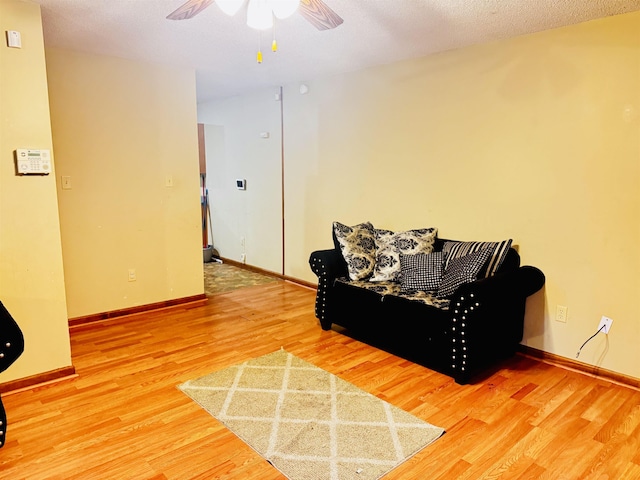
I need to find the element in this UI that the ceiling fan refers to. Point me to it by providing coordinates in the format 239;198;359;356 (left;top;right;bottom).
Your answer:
166;0;344;31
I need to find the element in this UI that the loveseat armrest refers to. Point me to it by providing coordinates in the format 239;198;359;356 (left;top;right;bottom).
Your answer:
309;249;348;330
454;265;545;301
447;266;545;383
309;248;348;280
516;265;546;297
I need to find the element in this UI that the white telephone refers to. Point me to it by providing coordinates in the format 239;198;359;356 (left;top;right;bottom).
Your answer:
15;149;51;175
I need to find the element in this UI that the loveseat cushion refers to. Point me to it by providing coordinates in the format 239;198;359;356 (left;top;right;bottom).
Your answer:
369;227;437;282
333;221;377;280
336;277;450;309
442;239;513;278
437;248;493;297
399;251;444;292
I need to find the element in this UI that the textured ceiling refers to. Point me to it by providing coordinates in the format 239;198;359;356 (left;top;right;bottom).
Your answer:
33;0;640;103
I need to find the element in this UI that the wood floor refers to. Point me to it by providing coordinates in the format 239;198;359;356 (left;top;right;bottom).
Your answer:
2;281;639;479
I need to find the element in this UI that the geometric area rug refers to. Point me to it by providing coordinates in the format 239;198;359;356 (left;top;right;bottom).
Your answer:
179;350;445;480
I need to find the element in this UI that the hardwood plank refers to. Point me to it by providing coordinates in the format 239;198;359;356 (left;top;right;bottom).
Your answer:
1;281;640;479
517;462;547;480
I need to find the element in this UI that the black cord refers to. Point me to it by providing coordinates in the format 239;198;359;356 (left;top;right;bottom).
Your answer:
576;324;606;358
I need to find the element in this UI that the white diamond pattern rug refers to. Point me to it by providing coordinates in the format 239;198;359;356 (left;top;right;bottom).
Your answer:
179;350;445;480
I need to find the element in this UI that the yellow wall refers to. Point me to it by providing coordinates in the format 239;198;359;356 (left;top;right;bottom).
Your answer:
201;12;640;379
45;48;204;318
0;0;71;382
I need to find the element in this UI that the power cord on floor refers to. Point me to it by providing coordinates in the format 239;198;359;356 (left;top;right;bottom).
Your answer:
576;324;606;358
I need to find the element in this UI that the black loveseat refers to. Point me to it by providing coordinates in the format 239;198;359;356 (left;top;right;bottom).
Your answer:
0;301;25;448
309;224;545;384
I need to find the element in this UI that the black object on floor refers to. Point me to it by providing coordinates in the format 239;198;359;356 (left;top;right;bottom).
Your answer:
0;301;25;448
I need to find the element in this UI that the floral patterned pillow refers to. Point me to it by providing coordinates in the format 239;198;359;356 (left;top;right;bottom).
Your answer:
333;221;377;281
370;227;438;282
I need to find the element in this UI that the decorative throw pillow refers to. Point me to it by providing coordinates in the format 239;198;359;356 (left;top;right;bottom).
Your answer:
399;251;445;292
442;239;513;278
437;248;493;298
370;227;438;282
332;221;377;281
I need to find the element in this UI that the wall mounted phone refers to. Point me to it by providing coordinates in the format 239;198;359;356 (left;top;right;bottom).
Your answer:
15;149;51;175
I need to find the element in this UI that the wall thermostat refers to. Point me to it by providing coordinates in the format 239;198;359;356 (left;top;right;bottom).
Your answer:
15;149;51;175
236;179;246;190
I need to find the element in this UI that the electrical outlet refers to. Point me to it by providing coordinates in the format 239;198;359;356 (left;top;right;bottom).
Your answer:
128;269;136;282
240;253;246;263
556;305;568;323
598;316;613;334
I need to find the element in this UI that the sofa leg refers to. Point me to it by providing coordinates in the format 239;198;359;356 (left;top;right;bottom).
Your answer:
320;320;332;331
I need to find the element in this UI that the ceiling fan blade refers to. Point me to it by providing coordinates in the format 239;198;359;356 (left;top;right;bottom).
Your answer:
167;0;215;20
299;0;344;30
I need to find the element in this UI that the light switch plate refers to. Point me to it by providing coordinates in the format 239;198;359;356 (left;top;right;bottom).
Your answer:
7;30;21;48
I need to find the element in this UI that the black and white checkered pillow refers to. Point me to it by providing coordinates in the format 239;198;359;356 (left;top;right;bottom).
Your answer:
437;248;493;298
399;252;444;292
442;239;512;278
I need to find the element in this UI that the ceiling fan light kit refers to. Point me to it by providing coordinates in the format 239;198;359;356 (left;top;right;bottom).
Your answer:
215;0;244;16
246;0;275;30
167;0;343;63
271;0;300;20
